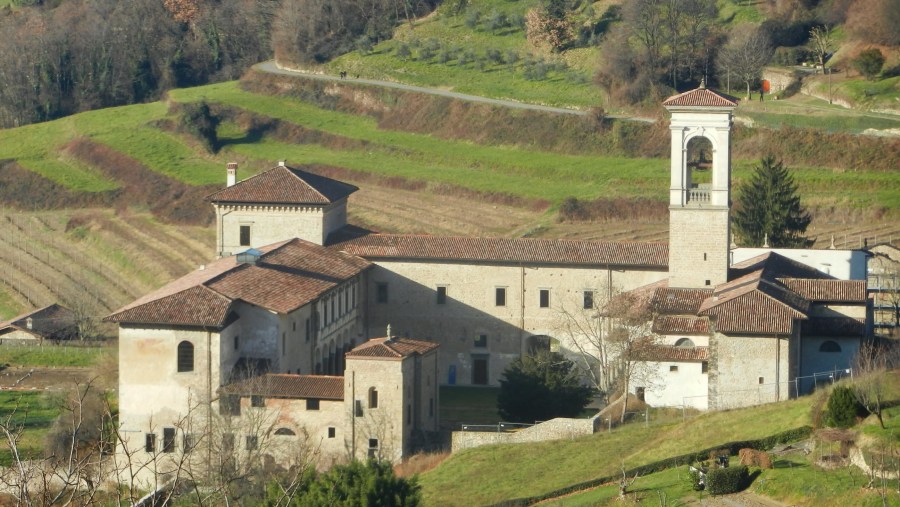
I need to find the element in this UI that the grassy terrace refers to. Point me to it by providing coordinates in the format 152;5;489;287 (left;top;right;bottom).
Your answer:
420;396;812;505
423;373;900;506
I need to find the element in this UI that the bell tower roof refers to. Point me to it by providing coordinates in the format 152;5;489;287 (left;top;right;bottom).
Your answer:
663;87;739;109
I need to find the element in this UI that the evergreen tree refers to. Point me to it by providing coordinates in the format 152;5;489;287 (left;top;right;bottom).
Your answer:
497;350;593;423
733;156;812;248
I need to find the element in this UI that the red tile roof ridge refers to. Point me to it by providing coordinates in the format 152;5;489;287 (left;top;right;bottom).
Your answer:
662;87;739;108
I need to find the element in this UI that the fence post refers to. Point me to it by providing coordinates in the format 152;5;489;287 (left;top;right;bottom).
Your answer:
645;409;649;427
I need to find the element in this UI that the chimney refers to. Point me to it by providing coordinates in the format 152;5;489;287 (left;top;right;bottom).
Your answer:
26;317;32;330
226;162;237;187
278;160;287;168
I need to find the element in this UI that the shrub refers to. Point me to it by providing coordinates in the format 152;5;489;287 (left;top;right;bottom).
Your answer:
825;385;865;428
465;9;481;29
686;466;705;491
706;465;748;495
773;46;810;66
178;101;220;153
486;48;504;65
853;48;885;80
395;43;412;60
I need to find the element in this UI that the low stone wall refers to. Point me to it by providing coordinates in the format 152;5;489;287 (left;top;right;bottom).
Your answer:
451;415;600;452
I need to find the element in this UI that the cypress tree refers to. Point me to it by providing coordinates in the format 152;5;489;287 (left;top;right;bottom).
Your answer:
733;155;812;248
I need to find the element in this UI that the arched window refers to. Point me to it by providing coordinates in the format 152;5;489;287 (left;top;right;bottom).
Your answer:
820;341;842;353
369;387;378;409
274;428;296;436
177;341;194;372
674;338;695;348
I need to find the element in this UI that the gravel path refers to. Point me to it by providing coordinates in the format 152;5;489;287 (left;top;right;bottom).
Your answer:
254;60;656;123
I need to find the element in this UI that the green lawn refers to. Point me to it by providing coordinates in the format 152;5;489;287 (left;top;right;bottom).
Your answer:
0;391;60;466
420;396;812;506
0;344;112;368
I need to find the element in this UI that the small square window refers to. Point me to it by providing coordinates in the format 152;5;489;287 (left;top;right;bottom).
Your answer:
583;291;594;310
495;287;506;306
306;398;320;411
437;286;447;304
145;433;156;453
758;377;764;384
328;427;336;438
246;435;258;451
251;395;265;408
474;334;487;348
669;365;678;372
376;283;389;304
539;289;550;308
239;225;251;246
369;438;378;449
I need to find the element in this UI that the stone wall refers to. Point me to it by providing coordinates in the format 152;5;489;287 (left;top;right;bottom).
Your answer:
669;207;730;289
451;415;600;452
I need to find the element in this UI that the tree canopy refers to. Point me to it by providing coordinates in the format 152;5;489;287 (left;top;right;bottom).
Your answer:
269;459;421;507
497;350;593;423
733;156;812;248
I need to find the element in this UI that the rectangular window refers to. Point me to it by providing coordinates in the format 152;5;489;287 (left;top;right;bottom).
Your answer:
539;289;550;308
339;291;343;316
222;433;235;454
145;433;156;453
246;435;258;451
331;298;335;321
324;304;328;325
220;395;241;416
163;427;175;453
376;283;388;304
345;290;350;312
495;287;506;306
474;334;487;348
234;335;239;350
328;427;336;438
251;395;265;408
282;333;286;356
369;438;379;449
758;377;764;384
669;365;678;372
583;291;594;310
355;400;364;417
239;225;251;246
636;387;645;402
436;286;447;304
306;398;320;411
702;361;709;374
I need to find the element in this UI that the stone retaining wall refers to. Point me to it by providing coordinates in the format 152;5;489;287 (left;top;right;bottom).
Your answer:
451;415;600;452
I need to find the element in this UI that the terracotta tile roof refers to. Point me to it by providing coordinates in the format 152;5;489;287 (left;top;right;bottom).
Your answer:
334;234;669;268
221;374;344;400
653;316;710;335
0;304;76;339
634;345;709;362
107;239;371;327
651;287;713;314
801;317;866;337
778;279;867;303
208;164;358;205
346;337;439;360
700;288;807;334
663;87;738;108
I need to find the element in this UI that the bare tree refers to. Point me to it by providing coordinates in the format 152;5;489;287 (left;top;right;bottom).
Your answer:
716;23;773;98
853;340;899;429
809;25;833;74
555;285;661;423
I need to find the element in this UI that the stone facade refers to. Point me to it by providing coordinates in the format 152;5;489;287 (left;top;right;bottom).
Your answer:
216;200;348;254
451;415;600;452
668;208;731;289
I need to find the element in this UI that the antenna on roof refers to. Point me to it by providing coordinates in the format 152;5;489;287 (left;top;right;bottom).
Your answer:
699;77;706;90
386;324;392;342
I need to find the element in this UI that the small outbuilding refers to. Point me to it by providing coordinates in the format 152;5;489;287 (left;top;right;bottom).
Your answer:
0;304;77;344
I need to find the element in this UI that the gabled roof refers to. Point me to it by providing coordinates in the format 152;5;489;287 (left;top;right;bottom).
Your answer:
0;304;76;339
208;164;358;205
220;374;344;400
333;234;668;268
651;287;713;314
107;239;371;327
653;316;710;335
346;336;439;360
662;87;738;108
730;252;833;281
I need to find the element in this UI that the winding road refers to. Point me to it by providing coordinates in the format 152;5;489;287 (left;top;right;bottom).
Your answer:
255;60;657;123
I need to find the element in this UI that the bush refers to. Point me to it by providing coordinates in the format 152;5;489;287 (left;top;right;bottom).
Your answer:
853;48;885;80
395;43;412;60
773;46;810;66
825;385;865;428
686;466;705;491
706;465;749;495
178;101;220;153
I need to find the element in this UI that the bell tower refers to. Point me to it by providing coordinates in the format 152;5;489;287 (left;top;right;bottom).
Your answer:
663;86;738;289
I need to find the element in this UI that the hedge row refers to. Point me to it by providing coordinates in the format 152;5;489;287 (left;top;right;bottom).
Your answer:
486;426;812;507
707;465;749;495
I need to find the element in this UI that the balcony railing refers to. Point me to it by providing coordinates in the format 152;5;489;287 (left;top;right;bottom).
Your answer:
687;185;711;203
